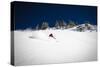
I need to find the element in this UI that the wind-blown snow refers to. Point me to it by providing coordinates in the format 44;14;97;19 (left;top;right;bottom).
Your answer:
14;29;97;66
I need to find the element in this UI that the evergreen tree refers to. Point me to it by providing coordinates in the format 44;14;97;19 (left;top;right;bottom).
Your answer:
67;20;76;28
85;21;89;27
57;20;62;28
55;21;60;29
55;20;67;29
84;21;92;30
36;24;39;30
62;20;67;29
41;22;49;30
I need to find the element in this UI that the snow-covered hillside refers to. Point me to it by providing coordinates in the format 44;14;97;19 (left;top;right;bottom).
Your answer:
71;24;97;32
14;27;97;66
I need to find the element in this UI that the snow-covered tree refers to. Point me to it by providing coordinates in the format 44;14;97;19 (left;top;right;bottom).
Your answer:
41;22;49;30
55;21;60;29
36;24;39;30
55;20;67;29
67;20;76;28
62;20;67;29
60;20;66;29
84;21;92;30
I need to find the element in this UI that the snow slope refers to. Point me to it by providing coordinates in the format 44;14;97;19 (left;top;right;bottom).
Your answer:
67;24;97;32
14;29;97;66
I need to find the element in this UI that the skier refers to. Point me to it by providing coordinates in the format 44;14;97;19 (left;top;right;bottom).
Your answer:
49;33;56;39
